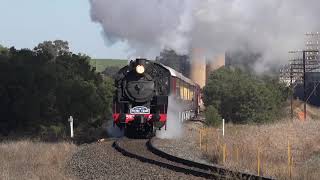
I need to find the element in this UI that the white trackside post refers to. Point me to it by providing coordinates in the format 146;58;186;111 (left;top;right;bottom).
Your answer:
68;116;74;138
222;118;225;137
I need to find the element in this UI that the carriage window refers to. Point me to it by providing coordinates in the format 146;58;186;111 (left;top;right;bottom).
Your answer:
190;88;194;101
183;82;187;100
180;82;184;100
188;86;191;100
176;78;180;98
185;86;187;100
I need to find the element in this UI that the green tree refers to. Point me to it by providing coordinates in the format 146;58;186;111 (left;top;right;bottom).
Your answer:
203;67;288;124
102;66;120;78
34;40;70;61
0;45;8;57
0;40;115;140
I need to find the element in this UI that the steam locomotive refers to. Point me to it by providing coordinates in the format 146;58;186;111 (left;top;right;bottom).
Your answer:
112;59;200;137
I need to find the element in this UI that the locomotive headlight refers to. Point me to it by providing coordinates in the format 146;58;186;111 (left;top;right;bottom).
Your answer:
136;65;145;74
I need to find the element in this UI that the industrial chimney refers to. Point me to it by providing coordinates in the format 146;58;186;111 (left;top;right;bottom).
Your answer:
190;48;206;88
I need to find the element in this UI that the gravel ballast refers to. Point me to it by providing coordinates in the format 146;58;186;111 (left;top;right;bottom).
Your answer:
153;121;213;165
66;139;205;180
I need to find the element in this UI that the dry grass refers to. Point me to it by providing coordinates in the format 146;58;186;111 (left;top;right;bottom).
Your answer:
0;140;77;180
200;119;320;179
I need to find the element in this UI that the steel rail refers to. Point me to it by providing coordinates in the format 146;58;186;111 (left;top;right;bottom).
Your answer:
113;138;274;180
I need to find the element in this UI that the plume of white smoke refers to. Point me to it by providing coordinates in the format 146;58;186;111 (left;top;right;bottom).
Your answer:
157;96;183;139
191;0;320;72
89;0;320;72
105;120;124;138
90;0;195;58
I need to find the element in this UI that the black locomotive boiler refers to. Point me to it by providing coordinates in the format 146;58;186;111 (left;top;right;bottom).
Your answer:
112;58;200;137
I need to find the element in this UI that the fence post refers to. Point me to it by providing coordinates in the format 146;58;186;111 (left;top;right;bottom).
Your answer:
291;156;293;178
205;128;208;153
199;128;202;149
236;146;239;162
288;140;292;178
223;143;227;164
257;147;261;176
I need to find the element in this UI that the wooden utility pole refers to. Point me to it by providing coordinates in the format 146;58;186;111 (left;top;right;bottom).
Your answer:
302;50;319;121
280;33;320;121
303;51;306;121
290;65;293;120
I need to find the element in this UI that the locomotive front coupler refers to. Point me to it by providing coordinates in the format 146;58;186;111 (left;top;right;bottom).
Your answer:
119;113;126;123
134;115;146;124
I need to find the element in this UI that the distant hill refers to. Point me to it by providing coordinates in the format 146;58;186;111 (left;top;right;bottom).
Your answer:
90;59;128;72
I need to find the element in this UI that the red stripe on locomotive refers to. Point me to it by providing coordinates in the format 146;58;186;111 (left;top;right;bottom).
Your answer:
113;113;167;124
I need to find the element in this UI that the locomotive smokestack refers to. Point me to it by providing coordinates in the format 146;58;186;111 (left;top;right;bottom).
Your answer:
136;58;146;66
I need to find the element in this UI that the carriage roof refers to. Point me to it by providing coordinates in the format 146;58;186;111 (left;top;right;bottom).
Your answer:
160;64;197;87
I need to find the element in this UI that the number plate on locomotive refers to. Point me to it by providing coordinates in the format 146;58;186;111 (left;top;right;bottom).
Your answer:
130;106;150;114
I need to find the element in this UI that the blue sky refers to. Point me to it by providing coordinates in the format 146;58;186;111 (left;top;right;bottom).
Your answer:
0;0;127;59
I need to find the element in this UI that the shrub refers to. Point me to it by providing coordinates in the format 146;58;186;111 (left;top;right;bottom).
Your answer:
39;124;66;141
205;105;222;127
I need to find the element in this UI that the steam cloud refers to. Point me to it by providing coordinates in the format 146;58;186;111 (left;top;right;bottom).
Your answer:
156;96;183;139
90;0;195;57
90;0;320;71
106;120;124;138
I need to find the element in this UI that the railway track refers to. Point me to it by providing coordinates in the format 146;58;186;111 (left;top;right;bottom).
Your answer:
113;138;274;180
188;117;208;125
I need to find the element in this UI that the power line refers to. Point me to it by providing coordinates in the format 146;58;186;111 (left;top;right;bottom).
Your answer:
280;32;320;120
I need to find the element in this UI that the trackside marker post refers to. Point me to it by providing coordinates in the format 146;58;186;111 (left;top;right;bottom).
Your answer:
222;119;225;137
68;116;74;138
221;119;225;164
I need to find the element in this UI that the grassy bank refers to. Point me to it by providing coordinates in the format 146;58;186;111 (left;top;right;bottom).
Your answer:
0;140;77;180
90;59;127;72
200;119;320;179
